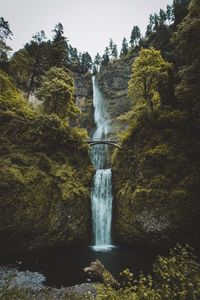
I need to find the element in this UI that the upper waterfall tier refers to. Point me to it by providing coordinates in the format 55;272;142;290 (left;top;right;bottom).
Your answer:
91;76;110;170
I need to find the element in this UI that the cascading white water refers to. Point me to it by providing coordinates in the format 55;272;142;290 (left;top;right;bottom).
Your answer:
91;76;113;251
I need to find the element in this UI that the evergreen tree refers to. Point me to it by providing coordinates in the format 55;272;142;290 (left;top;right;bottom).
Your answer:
51;23;69;68
94;52;101;72
80;52;92;72
92;65;98;75
0;17;12;40
166;5;173;25
68;45;79;61
145;14;155;37
149;14;155;31
159;9;167;25
101;47;110;67
173;0;191;25
120;37;129;57
112;44;118;59
153;13;159;30
0;17;12;71
109;38;114;55
130;26;141;47
10;49;34;91
108;39;118;60
25;30;51;98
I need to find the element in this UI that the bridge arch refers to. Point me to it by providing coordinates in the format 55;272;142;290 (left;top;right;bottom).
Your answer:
86;139;120;149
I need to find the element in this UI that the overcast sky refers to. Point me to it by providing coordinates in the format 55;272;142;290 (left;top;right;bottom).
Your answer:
1;0;173;58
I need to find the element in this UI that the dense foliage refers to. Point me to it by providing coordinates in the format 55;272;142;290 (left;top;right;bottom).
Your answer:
0;67;93;256
37;67;79;121
95;246;200;300
128;48;172;111
112;0;200;247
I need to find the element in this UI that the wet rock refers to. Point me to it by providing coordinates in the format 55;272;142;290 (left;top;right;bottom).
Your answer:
96;56;135;130
84;260;119;288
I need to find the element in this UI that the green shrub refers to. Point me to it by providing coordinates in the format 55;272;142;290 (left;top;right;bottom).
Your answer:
95;246;200;300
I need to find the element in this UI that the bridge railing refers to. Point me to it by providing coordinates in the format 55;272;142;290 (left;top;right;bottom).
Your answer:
86;138;119;142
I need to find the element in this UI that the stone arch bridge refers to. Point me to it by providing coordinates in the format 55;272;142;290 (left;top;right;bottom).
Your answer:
85;138;120;148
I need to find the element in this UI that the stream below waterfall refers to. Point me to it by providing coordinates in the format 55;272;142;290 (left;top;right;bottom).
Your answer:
0;245;157;288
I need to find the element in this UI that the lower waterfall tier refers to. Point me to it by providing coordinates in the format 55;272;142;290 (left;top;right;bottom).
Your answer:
91;169;113;249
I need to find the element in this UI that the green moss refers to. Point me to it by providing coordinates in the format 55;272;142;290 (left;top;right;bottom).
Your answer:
113;108;200;246
0;74;94;256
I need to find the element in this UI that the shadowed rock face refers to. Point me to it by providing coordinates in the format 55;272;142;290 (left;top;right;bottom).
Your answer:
73;72;95;134
96;55;135;130
0;111;94;257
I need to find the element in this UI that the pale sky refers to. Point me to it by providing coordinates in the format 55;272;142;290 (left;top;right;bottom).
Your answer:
1;0;173;58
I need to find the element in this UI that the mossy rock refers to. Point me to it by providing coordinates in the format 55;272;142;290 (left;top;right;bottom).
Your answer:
113;109;200;247
0;104;94;256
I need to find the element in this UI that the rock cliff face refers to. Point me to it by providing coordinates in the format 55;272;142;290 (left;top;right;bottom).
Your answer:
96;55;135;131
73;72;95;134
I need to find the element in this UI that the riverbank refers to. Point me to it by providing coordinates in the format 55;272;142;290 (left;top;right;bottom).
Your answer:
1;244;200;300
0;266;97;299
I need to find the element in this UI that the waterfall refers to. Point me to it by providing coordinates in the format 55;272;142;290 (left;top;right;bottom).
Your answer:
90;76;113;251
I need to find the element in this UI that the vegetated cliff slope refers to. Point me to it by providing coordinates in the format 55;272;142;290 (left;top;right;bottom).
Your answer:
97;0;200;248
113;109;200;247
96;55;135;131
0;70;94;256
29;71;95;134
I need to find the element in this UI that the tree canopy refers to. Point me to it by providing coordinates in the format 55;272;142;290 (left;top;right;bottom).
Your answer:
128;48;172;111
37;67;79;121
130;26;141;47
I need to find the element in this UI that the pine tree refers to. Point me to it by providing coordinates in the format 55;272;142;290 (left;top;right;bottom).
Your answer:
94;53;101;72
0;17;12;71
25;30;50;98
159;9;167;25
120;37;129;57
68;45;79;61
0;17;12;40
173;0;191;25
101;47;110;67
153;14;159;30
92;65;98;75
10;49;34;91
166;5;173;25
112;44;118;59
51;23;69;68
109;38;114;55
80;52;92;73
130;26;141;47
